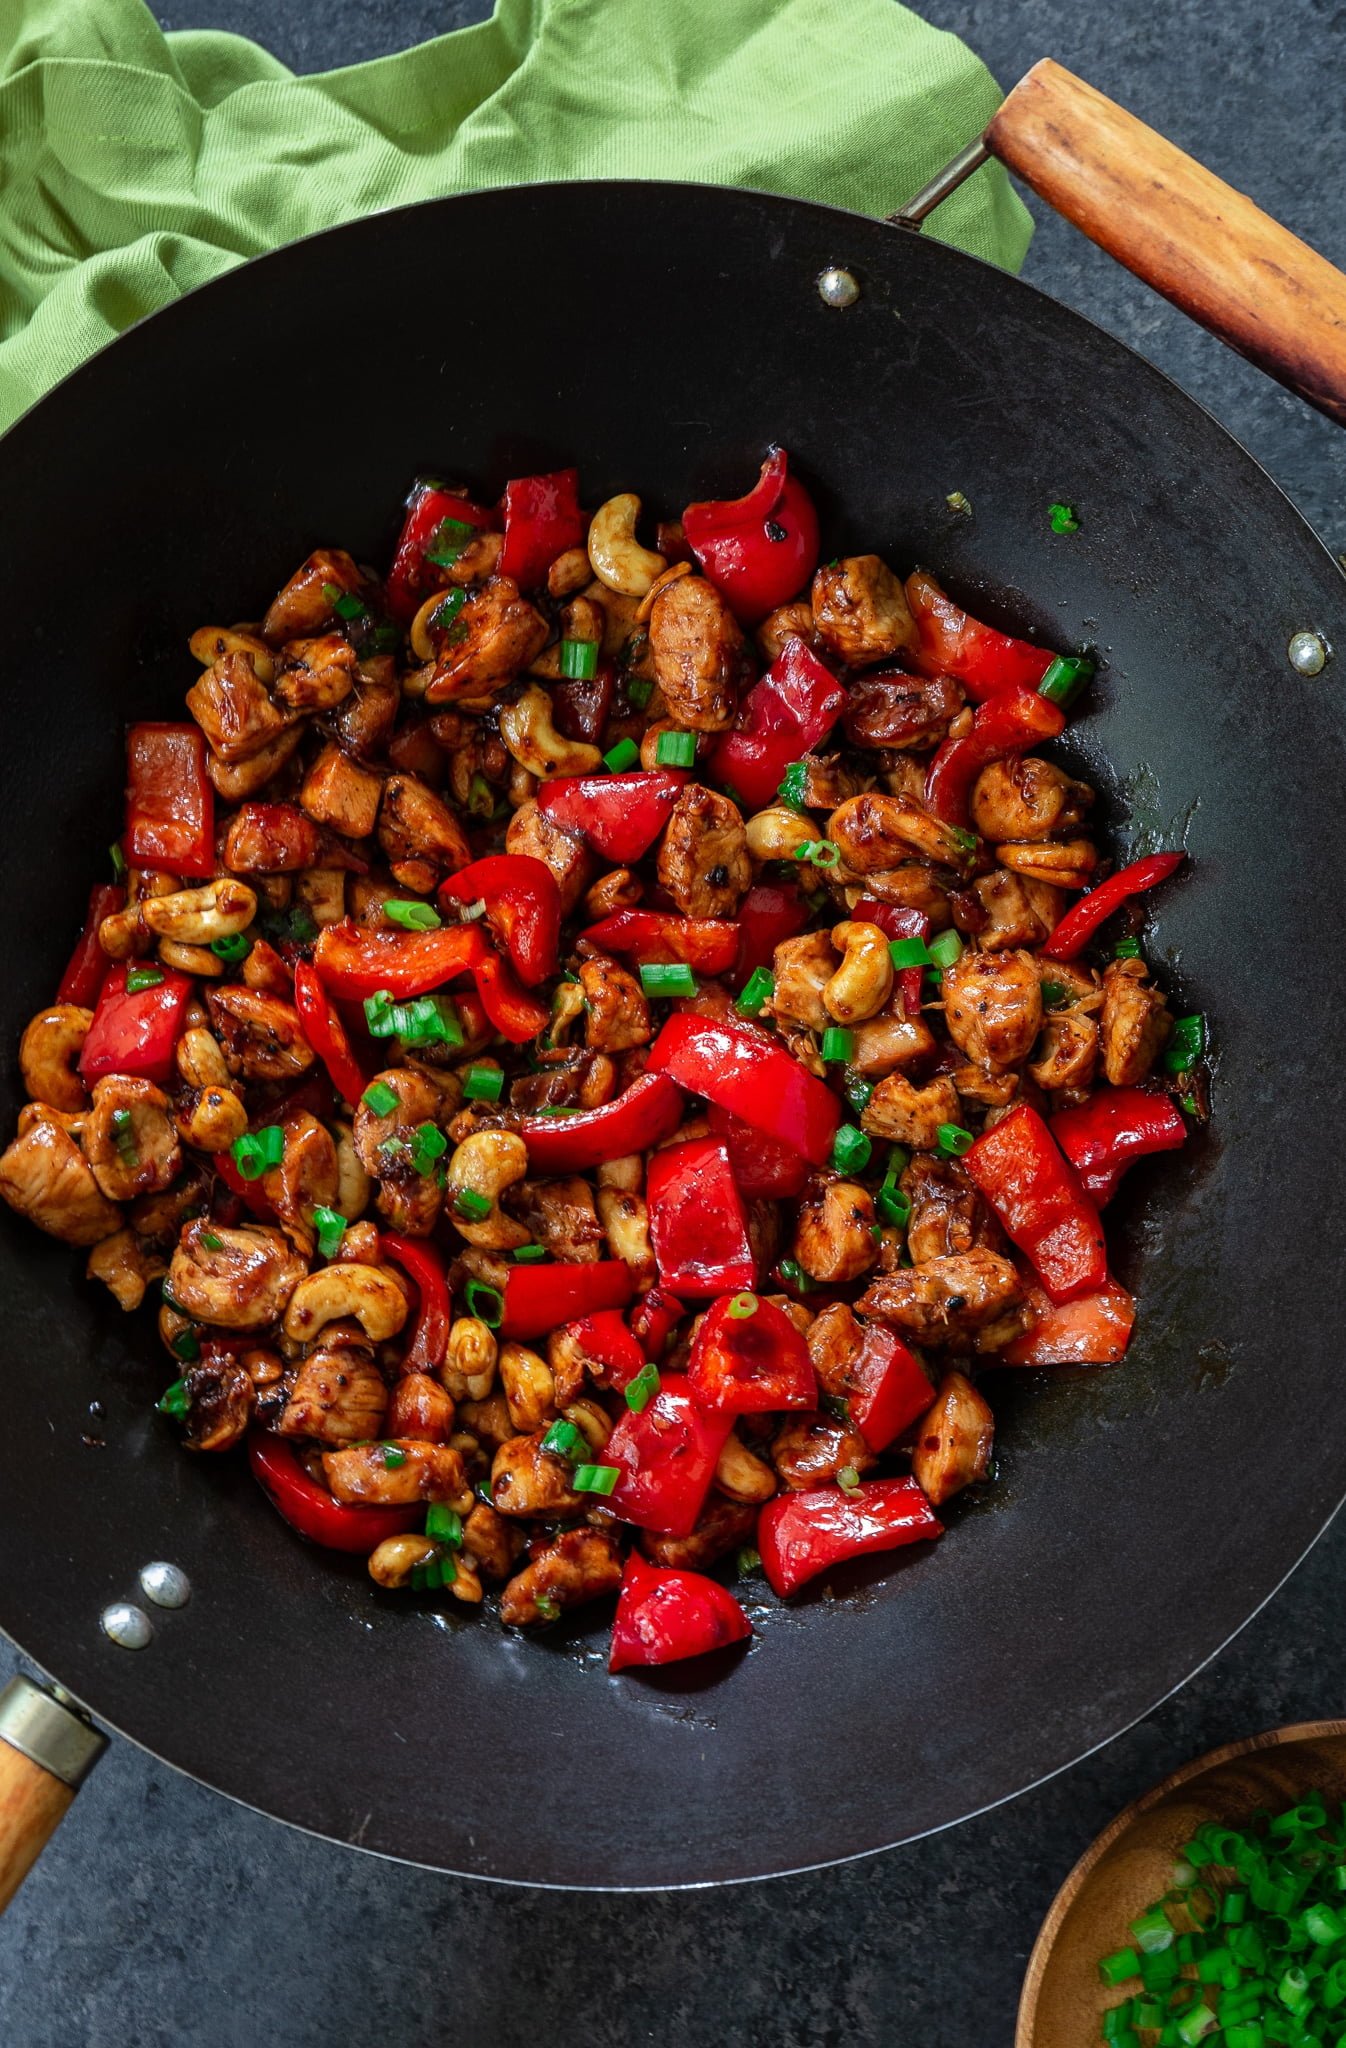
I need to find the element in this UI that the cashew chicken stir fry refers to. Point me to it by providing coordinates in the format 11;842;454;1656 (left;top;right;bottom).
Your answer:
0;453;1209;1672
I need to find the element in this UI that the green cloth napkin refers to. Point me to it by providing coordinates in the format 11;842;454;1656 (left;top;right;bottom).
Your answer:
0;0;1031;434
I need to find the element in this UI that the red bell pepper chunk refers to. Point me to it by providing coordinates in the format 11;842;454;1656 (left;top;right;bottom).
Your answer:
734;878;810;990
381;1233;452;1376
854;898;929;1018
516;1071;684;1174
467;944;552;1044
709;635;846;811
1041;851;1186;962
125;722;215;879
645;1137;756;1299
707;1100;810;1199
600;1376;733;1537
79;962;192;1085
648;1013;841;1168
964;1101;1107;1304
560;1310;646;1391
609;1551;751;1671
628;1284;688;1360
925;690;1066;827
56;881;123;1007
579;910;741;976
905;568;1056;699
384;479;495;622
214;1149;278;1222
758;1476;942;1597
682;449;820;626
1050;1087;1187;1206
687;1292;815;1413
1003;1273;1135;1367
439;854;561;987
498;467;585;590
840;1319;933;1453
536;770;688;864
498;1260;634;1341
292;960;368;1108
247;1433;421;1553
313;919;485;1000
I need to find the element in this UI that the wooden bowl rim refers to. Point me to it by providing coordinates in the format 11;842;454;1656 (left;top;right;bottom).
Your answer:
1015;1718;1346;2046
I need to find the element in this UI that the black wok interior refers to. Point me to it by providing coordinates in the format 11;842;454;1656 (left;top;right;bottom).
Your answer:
1;182;1343;1888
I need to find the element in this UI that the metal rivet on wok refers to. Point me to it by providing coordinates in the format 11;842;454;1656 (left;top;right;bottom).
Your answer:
138;1562;191;1610
1288;629;1329;676
817;266;860;309
101;1602;153;1650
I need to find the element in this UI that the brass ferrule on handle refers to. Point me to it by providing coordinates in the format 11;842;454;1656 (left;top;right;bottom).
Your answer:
0;1675;107;1914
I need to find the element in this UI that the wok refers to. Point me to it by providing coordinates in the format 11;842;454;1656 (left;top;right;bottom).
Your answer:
1;62;1345;1893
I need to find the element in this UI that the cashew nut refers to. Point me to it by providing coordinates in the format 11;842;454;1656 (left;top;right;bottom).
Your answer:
634;558;692;625
996;839;1099;891
498;1341;557;1434
189;624;276;685
174;1085;249;1154
444;1130;530;1250
562;1397;612;1452
824;921;894;1025
158;940;225;978
745;805;819;862
368;1533;441;1588
586;493;666;598
283;1263;409;1344
331;1121;371;1222
143;878;257;946
444;1315;498;1401
547;547;593;600
20;1005;92;1114
714;1430;778;1503
498;684;602;780
177;1027;231;1091
596;1184;654;1280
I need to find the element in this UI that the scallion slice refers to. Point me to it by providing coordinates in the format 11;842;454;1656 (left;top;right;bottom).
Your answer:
837;1466;862;1496
425;1504;463;1548
572;1463;620;1496
1113;936;1142;959
540;1419;584;1462
640;962;697;998
210;932;251;964
312;1206;347;1260
380;1443;407;1469
109;841;127;880
200;1231;223;1252
777;760;809;810
625;1362;660;1412
778;1257;813;1294
1165;1013;1206;1073
1048;500;1081;535
454;1186;492;1220
156;1377;191;1416
820;1026;853;1064
792;839;841;869
231;1125;284;1180
424;515;476;567
463;1065;504;1103
655;729;697;768
889;936;931;968
385;899;441;932
936;1122;974;1157
1038;653;1094;707
464;1280;504;1329
512;1243;546;1263
735;967;774;1016
559;637;599;681
928;929;964;972
125;966;165;993
726;1293;758;1320
362;1079;400;1117
603;737;640;773
736;1547;761;1576
409;1122;447;1175
430;588;465;632
830;1123;872;1175
626;675;653;711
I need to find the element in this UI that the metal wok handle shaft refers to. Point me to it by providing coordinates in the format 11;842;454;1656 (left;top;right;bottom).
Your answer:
0;1675;106;1912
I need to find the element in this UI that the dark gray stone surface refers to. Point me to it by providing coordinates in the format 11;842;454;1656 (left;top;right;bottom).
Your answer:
3;3;1344;2042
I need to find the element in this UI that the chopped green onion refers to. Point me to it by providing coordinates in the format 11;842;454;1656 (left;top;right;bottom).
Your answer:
559;637;599;681
512;1243;547;1263
455;1186;492;1220
200;1231;223;1252
936;1122;974;1157
735;967;774;1016
362;1079;400;1117
736;1546;761;1576
385;899;441;932
1038;653;1095;708
626;675;653;710
777;760;810;810
410;1553;457;1592
466;773;495;817
656;729;697;768
169;1328;200;1363
821;1027;853;1063
404;995;462;1048
792;839;841;869
109;841;127;880
726;1293;758;1320
830;1123;872;1175
640;962;698;998
1040;979;1070;1007
778;1257;813;1294
313;1205;347;1259
363;991;395;1036
1165;1013;1207;1073
572;1463;620;1496
820;1392;852;1423
156;1377;191;1416
1100;1950;1142;1988
534;1592;561;1622
210;932;251;964
948;825;979;854
889;936;932;968
844;1074;874;1114
380;1443;407;1469
425;516;476;567
1132;1907;1175;1955
625;1363;660;1412
425;1504;463;1547
125;966;165;993
429;587;465;632
946;490;972;516
541;1419;584;1462
463;1065;504;1103
837;1466;862;1495
1175;2005;1217;2044
231;1125;284;1180
1181;1093;1199;1116
603;737;641;773
110;1106;139;1166
322;580;366;621
1048;501;1081;535
409;1122;447;1175
876;1184;911;1229
928;929;964;971
1113;936;1142;959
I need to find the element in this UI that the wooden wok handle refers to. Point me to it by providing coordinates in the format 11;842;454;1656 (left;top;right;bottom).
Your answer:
0;1676;106;1912
984;59;1346;426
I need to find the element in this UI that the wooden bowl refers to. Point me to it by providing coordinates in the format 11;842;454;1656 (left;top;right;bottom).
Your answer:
1017;1720;1346;2046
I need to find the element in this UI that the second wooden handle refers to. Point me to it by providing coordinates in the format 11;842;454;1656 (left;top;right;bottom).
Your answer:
985;59;1346;426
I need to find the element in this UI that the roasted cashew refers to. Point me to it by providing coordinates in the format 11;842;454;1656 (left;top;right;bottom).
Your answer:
368;1533;441;1588
19;1004;92;1114
561;1397;612;1452
586;493;666;598
745;805;819;862
283;1263;409;1344
331;1121;371;1222
174;1084;249;1154
996;839;1099;890
188;623;276;685
143;878;257;946
824;921;894;1025
596;1184;654;1280
714;1431;778;1503
547;547;592;599
444;1130;530;1250
443;1314;497;1401
498;684;602;780
176;1027;231;1091
158;940;224;978
498;1341;557;1435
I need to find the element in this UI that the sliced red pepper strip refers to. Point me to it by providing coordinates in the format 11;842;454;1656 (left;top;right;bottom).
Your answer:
707;1100;810;1199
758;1477;942;1597
645;1137;756;1298
381;1233;452;1375
709;635;845;811
468;944;552;1045
498;1260;634;1340
964;1101;1107;1304
79;962;193;1085
247;1433;420;1553
313;919;485;1000
600;1376;733;1537
1041;852;1186;962
1050;1087;1187;1206
683;449;820;626
609;1552;751;1671
292;960;368;1108
515;1071;684;1174
125;722;215;879
498;467;585;590
687;1292;815;1413
213;1150;278;1222
648;1013;840;1167
560;1310;646;1391
1003;1273;1135;1367
579;910;741;976
439;854;561;987
628;1283;688;1361
57;881;123;1007
854;898;929;1018
734;878;810;990
384;479;495;622
924;690;1066;826
839;1319;933;1454
905;569;1056;699
536;770;689;864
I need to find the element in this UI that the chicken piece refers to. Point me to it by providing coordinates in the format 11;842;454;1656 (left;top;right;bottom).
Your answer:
859;1248;1023;1345
755;602;817;663
811;555;918;668
849;1005;936;1078
1028;1010;1099;1093
424;577;549;701
261;1113;340;1258
222;803;319;874
205;987;314;1082
970;755;1093;843
656;783;751;918
323;1440;468;1505
509;1051;616;1112
167;1219;306;1330
911;1371;995;1506
377;773;471;892
386;1373;454;1443
861;1071;961;1151
997;839;1099;893
789;754;864;810
640;1497;760;1572
462;1501;524;1581
499;1528;625;1626
584;867;643;920
238;936;294;997
490;1431;584;1518
186;652;298;764
843;671;964;750
277;1326;388;1445
771;1413;877;1491
829;792;973;873
951;1065;1019;1110
648;574;745;732
328;658;400;761
299;743;384;841
205;724;304;802
177;1356;256;1453
129;1163;212;1251
942;948;1043;1071
87;1226;167;1311
261;547;363;644
272;634;358;712
901;1154;988;1264
1100;956;1172;1086
579;955;650;1052
0;1115;122;1245
508;1177;604;1264
83;1077;182;1203
848;863;951;928
769;931;838;1031
793;1177;879;1284
972;869;1051;951
804;1302;934;1429
505;798;595;917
